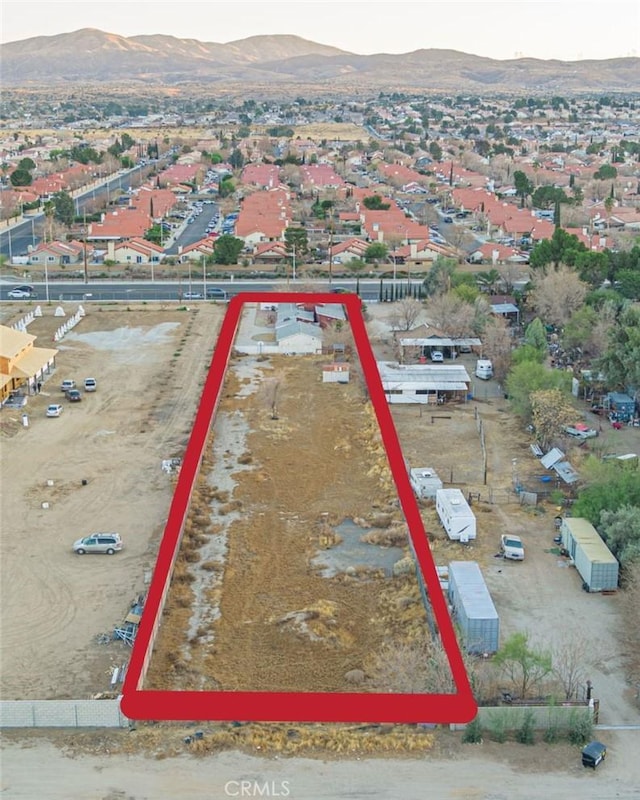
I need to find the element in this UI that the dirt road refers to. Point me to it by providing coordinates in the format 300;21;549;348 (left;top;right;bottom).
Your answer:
2;730;640;799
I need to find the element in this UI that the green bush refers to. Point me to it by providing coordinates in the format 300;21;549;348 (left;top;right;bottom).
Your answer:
516;709;535;744
461;716;483;743
567;708;593;745
486;710;508;743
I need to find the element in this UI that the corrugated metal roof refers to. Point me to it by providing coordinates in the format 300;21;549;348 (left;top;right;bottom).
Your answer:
562;518;618;565
400;337;482;347
553;461;580;484
541;447;564;469
449;561;498;620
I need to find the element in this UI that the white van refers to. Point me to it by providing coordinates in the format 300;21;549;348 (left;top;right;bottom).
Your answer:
475;359;493;380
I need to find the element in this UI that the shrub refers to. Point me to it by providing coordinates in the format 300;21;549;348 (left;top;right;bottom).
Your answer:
567;708;593;745
516;709;535;744
461;716;483;743
486;710;508;743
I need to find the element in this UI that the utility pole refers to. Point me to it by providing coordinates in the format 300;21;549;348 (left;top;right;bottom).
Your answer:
327;211;334;286
83;210;88;284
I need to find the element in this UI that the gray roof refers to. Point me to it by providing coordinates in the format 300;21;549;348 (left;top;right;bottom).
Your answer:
491;303;519;314
449;561;498;620
553;461;580;485
400;337;482;347
540;447;564;469
275;321;322;342
316;303;346;321
378;361;470;386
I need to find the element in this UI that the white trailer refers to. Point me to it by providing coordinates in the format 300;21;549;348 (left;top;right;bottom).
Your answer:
435;488;476;542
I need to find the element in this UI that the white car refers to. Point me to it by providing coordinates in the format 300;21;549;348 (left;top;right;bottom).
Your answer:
73;533;122;555
46;404;63;417
8;286;36;299
564;425;598;440
431;350;444;362
501;534;525;561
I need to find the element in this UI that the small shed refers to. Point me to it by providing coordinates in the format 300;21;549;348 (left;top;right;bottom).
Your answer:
435;488;476;541
560;517;619;592
605;392;636;423
409;467;443;499
448;561;499;654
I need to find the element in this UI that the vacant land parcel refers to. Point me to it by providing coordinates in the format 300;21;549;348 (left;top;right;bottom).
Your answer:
145;346;443;694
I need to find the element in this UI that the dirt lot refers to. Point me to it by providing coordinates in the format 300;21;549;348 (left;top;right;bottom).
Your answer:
146;350;432;693
0;302;225;699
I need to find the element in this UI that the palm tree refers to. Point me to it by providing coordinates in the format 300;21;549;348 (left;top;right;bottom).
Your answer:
475;269;502;295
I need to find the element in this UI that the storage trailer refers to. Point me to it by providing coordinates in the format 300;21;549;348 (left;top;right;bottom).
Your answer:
435;488;476;541
560;517;619;592
448;561;499;654
409;467;443;500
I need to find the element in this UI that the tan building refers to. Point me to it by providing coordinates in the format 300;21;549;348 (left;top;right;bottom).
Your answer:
0;325;58;401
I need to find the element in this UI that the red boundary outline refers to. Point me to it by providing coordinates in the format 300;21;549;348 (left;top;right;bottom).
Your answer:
121;293;477;723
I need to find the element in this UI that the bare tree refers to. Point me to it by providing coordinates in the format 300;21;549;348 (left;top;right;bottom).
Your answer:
552;633;594;701
530;388;577;450
529;265;588;328
482;316;513;383
426;292;476;338
388;297;424;332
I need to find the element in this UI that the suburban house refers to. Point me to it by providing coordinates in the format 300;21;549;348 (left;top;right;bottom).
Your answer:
27;239;88;267
328;238;369;264
377;361;471;404
235;188;291;245
106;237;164;264
87;208;151;243
0;324;58;401
240;163;282;188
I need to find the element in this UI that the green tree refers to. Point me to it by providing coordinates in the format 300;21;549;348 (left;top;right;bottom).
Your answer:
229;148;244;170
428;141;443;161
505;361;571;420
594;164;618;180
364;242;389;263
9;168;32;186
494;632;553;699
513;170;534;208
512;344;546;365
572;469;640;525
284;227;309;262
422;257;457;296
17;157;36;172
531;185;570;209
523;317;547;353
529;227;587;271
616;269;640;300
575;251;609;288
597;306;640;390
363;194;391;211
218;178;235;198
598;505;640;566
213;234;244;265
475;269;502;294
51;190;75;228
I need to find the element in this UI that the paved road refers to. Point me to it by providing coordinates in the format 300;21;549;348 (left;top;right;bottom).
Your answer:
0;279;416;303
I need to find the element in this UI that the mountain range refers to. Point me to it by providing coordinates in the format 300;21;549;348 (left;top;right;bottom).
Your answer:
1;28;638;93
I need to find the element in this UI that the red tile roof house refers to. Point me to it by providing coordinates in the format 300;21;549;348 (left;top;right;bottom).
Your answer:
87;209;152;242
235;189;291;246
240;163;282;189
328;238;369;264
468;243;529;266
251;241;288;265
299;164;345;191
159;163;201;189
133;186;178;219
177;238;216;263
27;239;88;267
107;237;164;264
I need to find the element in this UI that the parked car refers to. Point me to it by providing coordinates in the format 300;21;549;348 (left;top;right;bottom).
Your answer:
581;740;607;769
443;216;454;224
84;378;97;392
67;389;82;402
60;379;76;393
72;533;123;555
182;292;203;300
330;287;351;294
431;350;444;362
501;534;525;561
206;287;228;300
46;404;63;417
8;285;36;299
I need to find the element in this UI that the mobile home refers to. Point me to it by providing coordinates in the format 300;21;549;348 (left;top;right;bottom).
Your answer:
448;561;499;654
409;467;443;500
435;488;477;542
475;359;493;380
560;517;619;593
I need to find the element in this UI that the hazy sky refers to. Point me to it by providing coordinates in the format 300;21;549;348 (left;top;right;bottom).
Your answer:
2;0;639;60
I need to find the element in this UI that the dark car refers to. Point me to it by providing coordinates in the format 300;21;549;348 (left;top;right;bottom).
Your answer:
206;287;228;300
67;389;82;402
443;216;454;224
330;287;352;294
582;740;606;768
